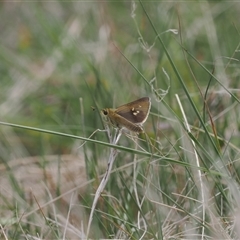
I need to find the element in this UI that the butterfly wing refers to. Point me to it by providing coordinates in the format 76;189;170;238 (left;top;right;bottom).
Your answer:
112;113;143;132
115;97;151;124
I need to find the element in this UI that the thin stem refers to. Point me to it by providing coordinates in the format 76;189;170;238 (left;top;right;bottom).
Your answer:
86;128;122;238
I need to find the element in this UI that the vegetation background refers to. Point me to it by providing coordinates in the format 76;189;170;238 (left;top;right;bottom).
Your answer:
1;1;240;239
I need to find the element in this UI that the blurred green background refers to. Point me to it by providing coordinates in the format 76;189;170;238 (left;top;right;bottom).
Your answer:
1;1;239;154
1;1;240;239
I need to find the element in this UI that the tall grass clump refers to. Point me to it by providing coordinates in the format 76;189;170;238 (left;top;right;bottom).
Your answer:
1;1;240;239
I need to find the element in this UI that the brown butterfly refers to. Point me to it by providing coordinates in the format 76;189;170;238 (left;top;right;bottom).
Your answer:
101;97;151;133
